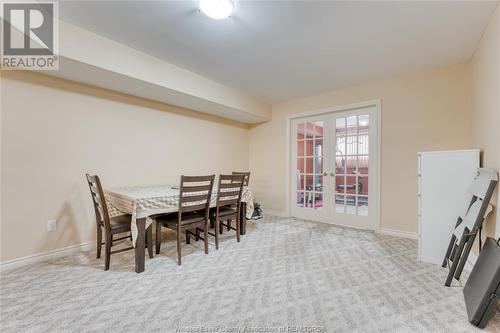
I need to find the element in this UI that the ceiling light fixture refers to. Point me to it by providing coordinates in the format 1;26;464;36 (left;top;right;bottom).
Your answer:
199;0;234;20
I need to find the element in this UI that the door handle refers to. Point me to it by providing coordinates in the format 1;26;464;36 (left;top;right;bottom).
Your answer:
330;172;335;177
323;172;328;176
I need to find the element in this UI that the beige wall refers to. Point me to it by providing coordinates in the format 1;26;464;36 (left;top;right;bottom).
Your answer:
471;4;500;238
0;71;249;262
249;63;473;234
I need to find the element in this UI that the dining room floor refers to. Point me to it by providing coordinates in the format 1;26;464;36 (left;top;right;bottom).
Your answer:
1;215;499;333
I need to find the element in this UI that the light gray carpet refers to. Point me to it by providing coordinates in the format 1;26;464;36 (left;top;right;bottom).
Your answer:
1;215;499;333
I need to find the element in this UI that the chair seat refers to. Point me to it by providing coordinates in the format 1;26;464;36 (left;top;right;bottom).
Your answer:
157;212;206;227
108;214;132;234
212;206;237;218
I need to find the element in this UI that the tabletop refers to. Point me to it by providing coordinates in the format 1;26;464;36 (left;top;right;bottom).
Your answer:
104;185;254;246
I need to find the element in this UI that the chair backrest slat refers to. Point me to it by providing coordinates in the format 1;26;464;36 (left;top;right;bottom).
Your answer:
218;190;241;198
181;194;211;202
182;175;214;182
216;174;245;212
219;182;241;189
219;198;239;206
232;171;250;186
178;175;215;218
182;185;213;193
181;203;209;213
86;174;112;233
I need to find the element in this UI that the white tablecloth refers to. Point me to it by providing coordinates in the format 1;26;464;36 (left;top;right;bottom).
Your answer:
104;185;254;246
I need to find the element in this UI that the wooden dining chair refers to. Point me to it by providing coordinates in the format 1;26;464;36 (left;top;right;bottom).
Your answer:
155;175;215;265
232;171;250;186
86;174;153;270
205;174;245;250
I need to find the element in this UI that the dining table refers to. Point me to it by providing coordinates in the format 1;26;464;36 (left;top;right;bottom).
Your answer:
104;185;254;273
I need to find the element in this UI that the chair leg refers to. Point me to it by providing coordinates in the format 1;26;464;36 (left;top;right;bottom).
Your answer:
146;225;153;259
195;228;200;241
219;219;223;235
155;222;162;255
104;235;111;271
227;219;231;231
236;216;240;242
204;223;209;254
446;231;467;286
442;235;456;267
455;233;475;280
215;217;219;250
177;229;182;265
186;229;190;244
96;226;102;259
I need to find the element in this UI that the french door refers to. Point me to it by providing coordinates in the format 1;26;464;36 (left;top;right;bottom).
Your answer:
291;106;378;230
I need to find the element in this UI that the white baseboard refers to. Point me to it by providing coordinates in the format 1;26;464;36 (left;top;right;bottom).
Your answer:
380;228;419;240
0;241;96;272
263;210;287;217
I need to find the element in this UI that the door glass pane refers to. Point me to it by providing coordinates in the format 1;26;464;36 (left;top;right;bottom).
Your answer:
297;140;305;156
335;136;346;174
305;175;314;191
345;175;357;194
357;175;368;195
305;140;314;156
314;121;324;138
304;192;313;208
346;116;357;135
315;157;323;174
335;195;345;213
297;158;304;173
335;175;345;194
305;122;315;139
314;138;323;156
336;134;346;151
297;123;305;140
297;173;305;191
314;192;323;209
358;115;369;133
335;158;345;175
346;135;358;155
336;117;345;132
345;156;356;174
297;192;304;207
336;136;346;156
358;134;369;155
358;155;369;173
346;195;356;215
358;196;368;216
315;175;323;192
305;158;313;173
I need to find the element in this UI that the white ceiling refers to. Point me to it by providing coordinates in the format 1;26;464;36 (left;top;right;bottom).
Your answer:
60;1;498;103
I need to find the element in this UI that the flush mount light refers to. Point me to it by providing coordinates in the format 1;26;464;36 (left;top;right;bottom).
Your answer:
199;0;234;20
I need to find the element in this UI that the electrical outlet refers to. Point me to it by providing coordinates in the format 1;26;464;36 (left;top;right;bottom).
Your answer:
47;219;57;232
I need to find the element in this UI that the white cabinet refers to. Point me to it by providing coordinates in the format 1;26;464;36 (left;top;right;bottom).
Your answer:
418;150;479;265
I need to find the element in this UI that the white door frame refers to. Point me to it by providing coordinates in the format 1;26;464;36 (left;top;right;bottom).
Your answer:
285;99;382;232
